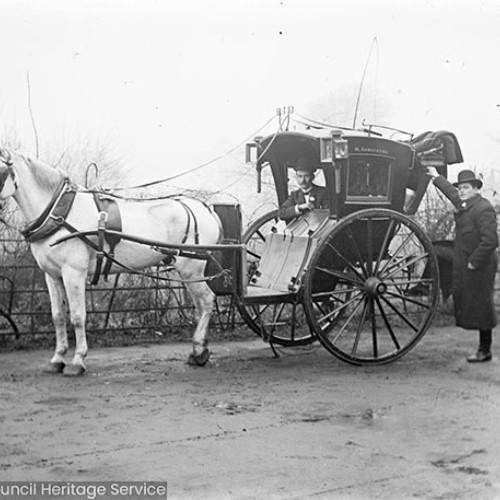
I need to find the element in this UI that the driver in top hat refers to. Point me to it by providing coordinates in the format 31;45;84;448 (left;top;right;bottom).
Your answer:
278;156;330;223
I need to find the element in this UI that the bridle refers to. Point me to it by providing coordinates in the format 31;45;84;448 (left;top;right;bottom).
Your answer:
0;150;16;194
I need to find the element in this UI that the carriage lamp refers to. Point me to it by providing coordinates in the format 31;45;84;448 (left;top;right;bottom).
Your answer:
332;137;348;160
320;132;348;207
245;136;263;164
320;131;348;162
320;136;333;163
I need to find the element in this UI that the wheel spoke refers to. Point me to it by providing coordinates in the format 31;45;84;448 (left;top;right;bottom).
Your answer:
379;231;415;276
289;303;297;341
250;303;272;319
325;242;365;281
379;294;419;332
383;252;429;281
316;266;363;285
369;297;378;358
312;286;359;301
255;229;267;242
312;287;360;300
317;291;364;325
375;296;401;350
385;277;434;287
384;289;432;309
375;219;396;273
345;224;369;277
351;297;369;356
246;249;261;260
270;303;287;335
327;293;366;342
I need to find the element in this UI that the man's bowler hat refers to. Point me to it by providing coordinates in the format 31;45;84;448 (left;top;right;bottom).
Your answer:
452;170;483;189
293;156;316;173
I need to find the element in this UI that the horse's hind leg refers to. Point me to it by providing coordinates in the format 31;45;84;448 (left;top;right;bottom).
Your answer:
183;279;215;366
62;269;88;376
44;274;68;374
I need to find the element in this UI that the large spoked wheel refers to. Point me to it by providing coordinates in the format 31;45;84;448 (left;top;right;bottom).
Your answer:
303;208;439;365
236;209;317;346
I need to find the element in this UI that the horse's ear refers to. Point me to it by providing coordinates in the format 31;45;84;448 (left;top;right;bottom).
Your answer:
0;149;13;166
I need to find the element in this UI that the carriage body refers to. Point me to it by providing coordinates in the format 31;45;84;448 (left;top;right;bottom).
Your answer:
235;127;461;364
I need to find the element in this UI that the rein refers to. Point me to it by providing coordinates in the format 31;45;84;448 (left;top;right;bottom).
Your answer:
49;225;236;286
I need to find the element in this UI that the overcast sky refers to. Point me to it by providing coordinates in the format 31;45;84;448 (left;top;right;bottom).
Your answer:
0;0;499;186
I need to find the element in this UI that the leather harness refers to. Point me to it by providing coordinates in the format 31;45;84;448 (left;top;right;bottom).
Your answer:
21;179;77;243
20;180;204;285
91;193;123;284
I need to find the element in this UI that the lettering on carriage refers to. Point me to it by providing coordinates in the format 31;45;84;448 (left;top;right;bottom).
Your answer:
353;146;389;155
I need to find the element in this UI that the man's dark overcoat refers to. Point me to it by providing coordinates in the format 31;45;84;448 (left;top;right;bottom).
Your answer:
434;176;498;329
278;185;330;222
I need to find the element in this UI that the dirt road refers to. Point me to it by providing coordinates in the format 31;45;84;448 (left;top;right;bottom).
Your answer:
1;326;499;499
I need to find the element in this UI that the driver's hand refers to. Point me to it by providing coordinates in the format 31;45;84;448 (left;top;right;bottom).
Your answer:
298;201;314;212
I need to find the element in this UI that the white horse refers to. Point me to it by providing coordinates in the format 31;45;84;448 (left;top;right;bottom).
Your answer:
0;149;222;375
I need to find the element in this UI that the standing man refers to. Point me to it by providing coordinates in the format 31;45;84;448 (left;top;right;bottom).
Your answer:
427;167;498;362
278;156;330;223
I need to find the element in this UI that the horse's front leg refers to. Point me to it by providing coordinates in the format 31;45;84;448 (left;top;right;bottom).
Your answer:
62;268;88;376
183;280;215;366
44;274;68;374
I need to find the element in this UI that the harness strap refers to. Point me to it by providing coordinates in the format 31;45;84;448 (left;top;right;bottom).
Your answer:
49;218;232;286
91;193;123;284
92;211;108;285
177;199;199;244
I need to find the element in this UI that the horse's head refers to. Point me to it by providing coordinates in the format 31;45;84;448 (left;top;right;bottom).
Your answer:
0;149;17;200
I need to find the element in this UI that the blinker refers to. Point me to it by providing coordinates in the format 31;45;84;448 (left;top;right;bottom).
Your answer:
0;166;13;193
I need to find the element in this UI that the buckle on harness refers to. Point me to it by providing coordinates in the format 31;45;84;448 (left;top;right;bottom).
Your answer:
92;211;109;285
98;211;109;227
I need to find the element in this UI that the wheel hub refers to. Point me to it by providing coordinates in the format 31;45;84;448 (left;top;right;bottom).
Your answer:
364;277;387;296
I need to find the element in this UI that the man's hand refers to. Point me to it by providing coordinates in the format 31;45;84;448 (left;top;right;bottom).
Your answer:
297;200;314;212
467;262;476;270
426;166;439;179
297;202;310;212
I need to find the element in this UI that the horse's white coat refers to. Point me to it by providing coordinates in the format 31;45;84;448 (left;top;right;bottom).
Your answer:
0;150;221;374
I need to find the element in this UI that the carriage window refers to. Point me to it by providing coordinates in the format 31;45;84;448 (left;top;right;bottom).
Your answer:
346;156;392;201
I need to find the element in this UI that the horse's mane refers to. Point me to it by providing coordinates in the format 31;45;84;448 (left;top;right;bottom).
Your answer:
20;152;67;191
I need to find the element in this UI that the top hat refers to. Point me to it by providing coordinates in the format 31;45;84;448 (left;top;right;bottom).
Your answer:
452;170;483;189
293;156;316;173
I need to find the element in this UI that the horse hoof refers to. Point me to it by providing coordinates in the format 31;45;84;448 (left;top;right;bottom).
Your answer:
187;349;210;367
43;361;66;374
63;364;87;377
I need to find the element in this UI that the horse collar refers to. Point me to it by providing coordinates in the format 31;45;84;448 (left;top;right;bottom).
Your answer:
21;178;77;242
